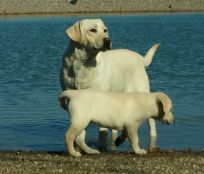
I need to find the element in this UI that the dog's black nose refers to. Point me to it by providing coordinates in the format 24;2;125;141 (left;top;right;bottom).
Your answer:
103;38;111;50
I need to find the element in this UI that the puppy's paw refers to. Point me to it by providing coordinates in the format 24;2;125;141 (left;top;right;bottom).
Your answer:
135;149;147;155
87;149;100;155
70;151;81;157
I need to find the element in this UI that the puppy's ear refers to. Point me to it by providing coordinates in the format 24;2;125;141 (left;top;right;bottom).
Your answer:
156;93;172;113
66;21;81;43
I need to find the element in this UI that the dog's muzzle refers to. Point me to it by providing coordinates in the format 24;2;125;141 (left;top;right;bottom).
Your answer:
103;38;111;50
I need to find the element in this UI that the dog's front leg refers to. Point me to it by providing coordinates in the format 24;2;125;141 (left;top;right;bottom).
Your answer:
75;130;100;154
111;129;118;150
98;127;108;151
148;118;157;149
126;125;147;155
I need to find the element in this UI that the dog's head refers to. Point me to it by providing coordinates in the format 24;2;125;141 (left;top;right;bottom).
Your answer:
66;19;111;51
156;92;175;125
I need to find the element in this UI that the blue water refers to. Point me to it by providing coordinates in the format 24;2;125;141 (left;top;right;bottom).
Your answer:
0;13;204;152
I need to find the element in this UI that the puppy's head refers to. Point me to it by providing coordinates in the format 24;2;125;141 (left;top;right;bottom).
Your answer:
66;19;111;51
156;92;175;125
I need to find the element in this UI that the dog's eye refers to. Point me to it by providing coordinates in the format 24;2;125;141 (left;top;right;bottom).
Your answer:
104;29;108;33
90;29;97;33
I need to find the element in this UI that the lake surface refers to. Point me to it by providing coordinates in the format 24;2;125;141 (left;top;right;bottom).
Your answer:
0;13;204;152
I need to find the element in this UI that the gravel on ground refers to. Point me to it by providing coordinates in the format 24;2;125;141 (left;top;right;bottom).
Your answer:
0;150;204;174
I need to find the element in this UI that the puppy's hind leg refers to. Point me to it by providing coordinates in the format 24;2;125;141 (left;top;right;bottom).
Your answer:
65;125;81;157
76;130;100;154
126;125;147;155
65;118;90;157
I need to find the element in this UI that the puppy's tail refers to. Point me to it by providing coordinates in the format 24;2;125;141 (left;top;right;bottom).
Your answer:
59;90;77;110
143;44;160;67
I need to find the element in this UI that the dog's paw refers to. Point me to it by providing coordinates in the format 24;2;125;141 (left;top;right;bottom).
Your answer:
70;151;81;157
135;149;147;155
147;147;160;153
111;144;117;151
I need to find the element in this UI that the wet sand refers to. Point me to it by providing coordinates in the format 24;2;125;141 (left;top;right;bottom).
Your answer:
0;150;204;174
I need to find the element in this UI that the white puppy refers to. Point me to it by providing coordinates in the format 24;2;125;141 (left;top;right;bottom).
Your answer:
59;89;174;157
60;18;159;150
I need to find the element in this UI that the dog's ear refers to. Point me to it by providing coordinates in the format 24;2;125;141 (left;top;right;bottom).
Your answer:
66;21;81;43
156;93;172;113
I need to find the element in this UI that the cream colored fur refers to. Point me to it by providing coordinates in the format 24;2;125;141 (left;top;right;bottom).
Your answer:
60;19;159;150
59;89;174;157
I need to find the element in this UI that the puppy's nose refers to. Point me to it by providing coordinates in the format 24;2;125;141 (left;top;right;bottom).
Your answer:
103;38;111;50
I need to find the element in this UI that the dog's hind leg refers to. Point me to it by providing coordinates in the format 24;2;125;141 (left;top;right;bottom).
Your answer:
75;130;100;154
115;129;127;146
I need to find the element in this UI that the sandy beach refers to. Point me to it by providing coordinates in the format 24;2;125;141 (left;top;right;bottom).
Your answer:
0;150;204;173
0;0;204;15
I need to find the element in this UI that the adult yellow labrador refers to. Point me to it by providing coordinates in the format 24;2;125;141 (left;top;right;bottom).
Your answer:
59;89;175;157
60;19;159;150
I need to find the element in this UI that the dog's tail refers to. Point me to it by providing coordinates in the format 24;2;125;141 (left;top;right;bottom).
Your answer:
143;44;160;67
59;90;77;110
115;129;127;147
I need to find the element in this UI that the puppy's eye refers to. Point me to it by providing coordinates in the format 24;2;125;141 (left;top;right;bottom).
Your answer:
104;29;108;33
90;29;97;33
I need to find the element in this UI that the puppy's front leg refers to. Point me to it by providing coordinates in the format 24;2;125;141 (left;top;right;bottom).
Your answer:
75;130;100;154
127;125;147;155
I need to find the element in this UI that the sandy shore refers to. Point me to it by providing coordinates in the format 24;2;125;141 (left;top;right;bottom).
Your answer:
0;150;204;173
0;0;204;15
